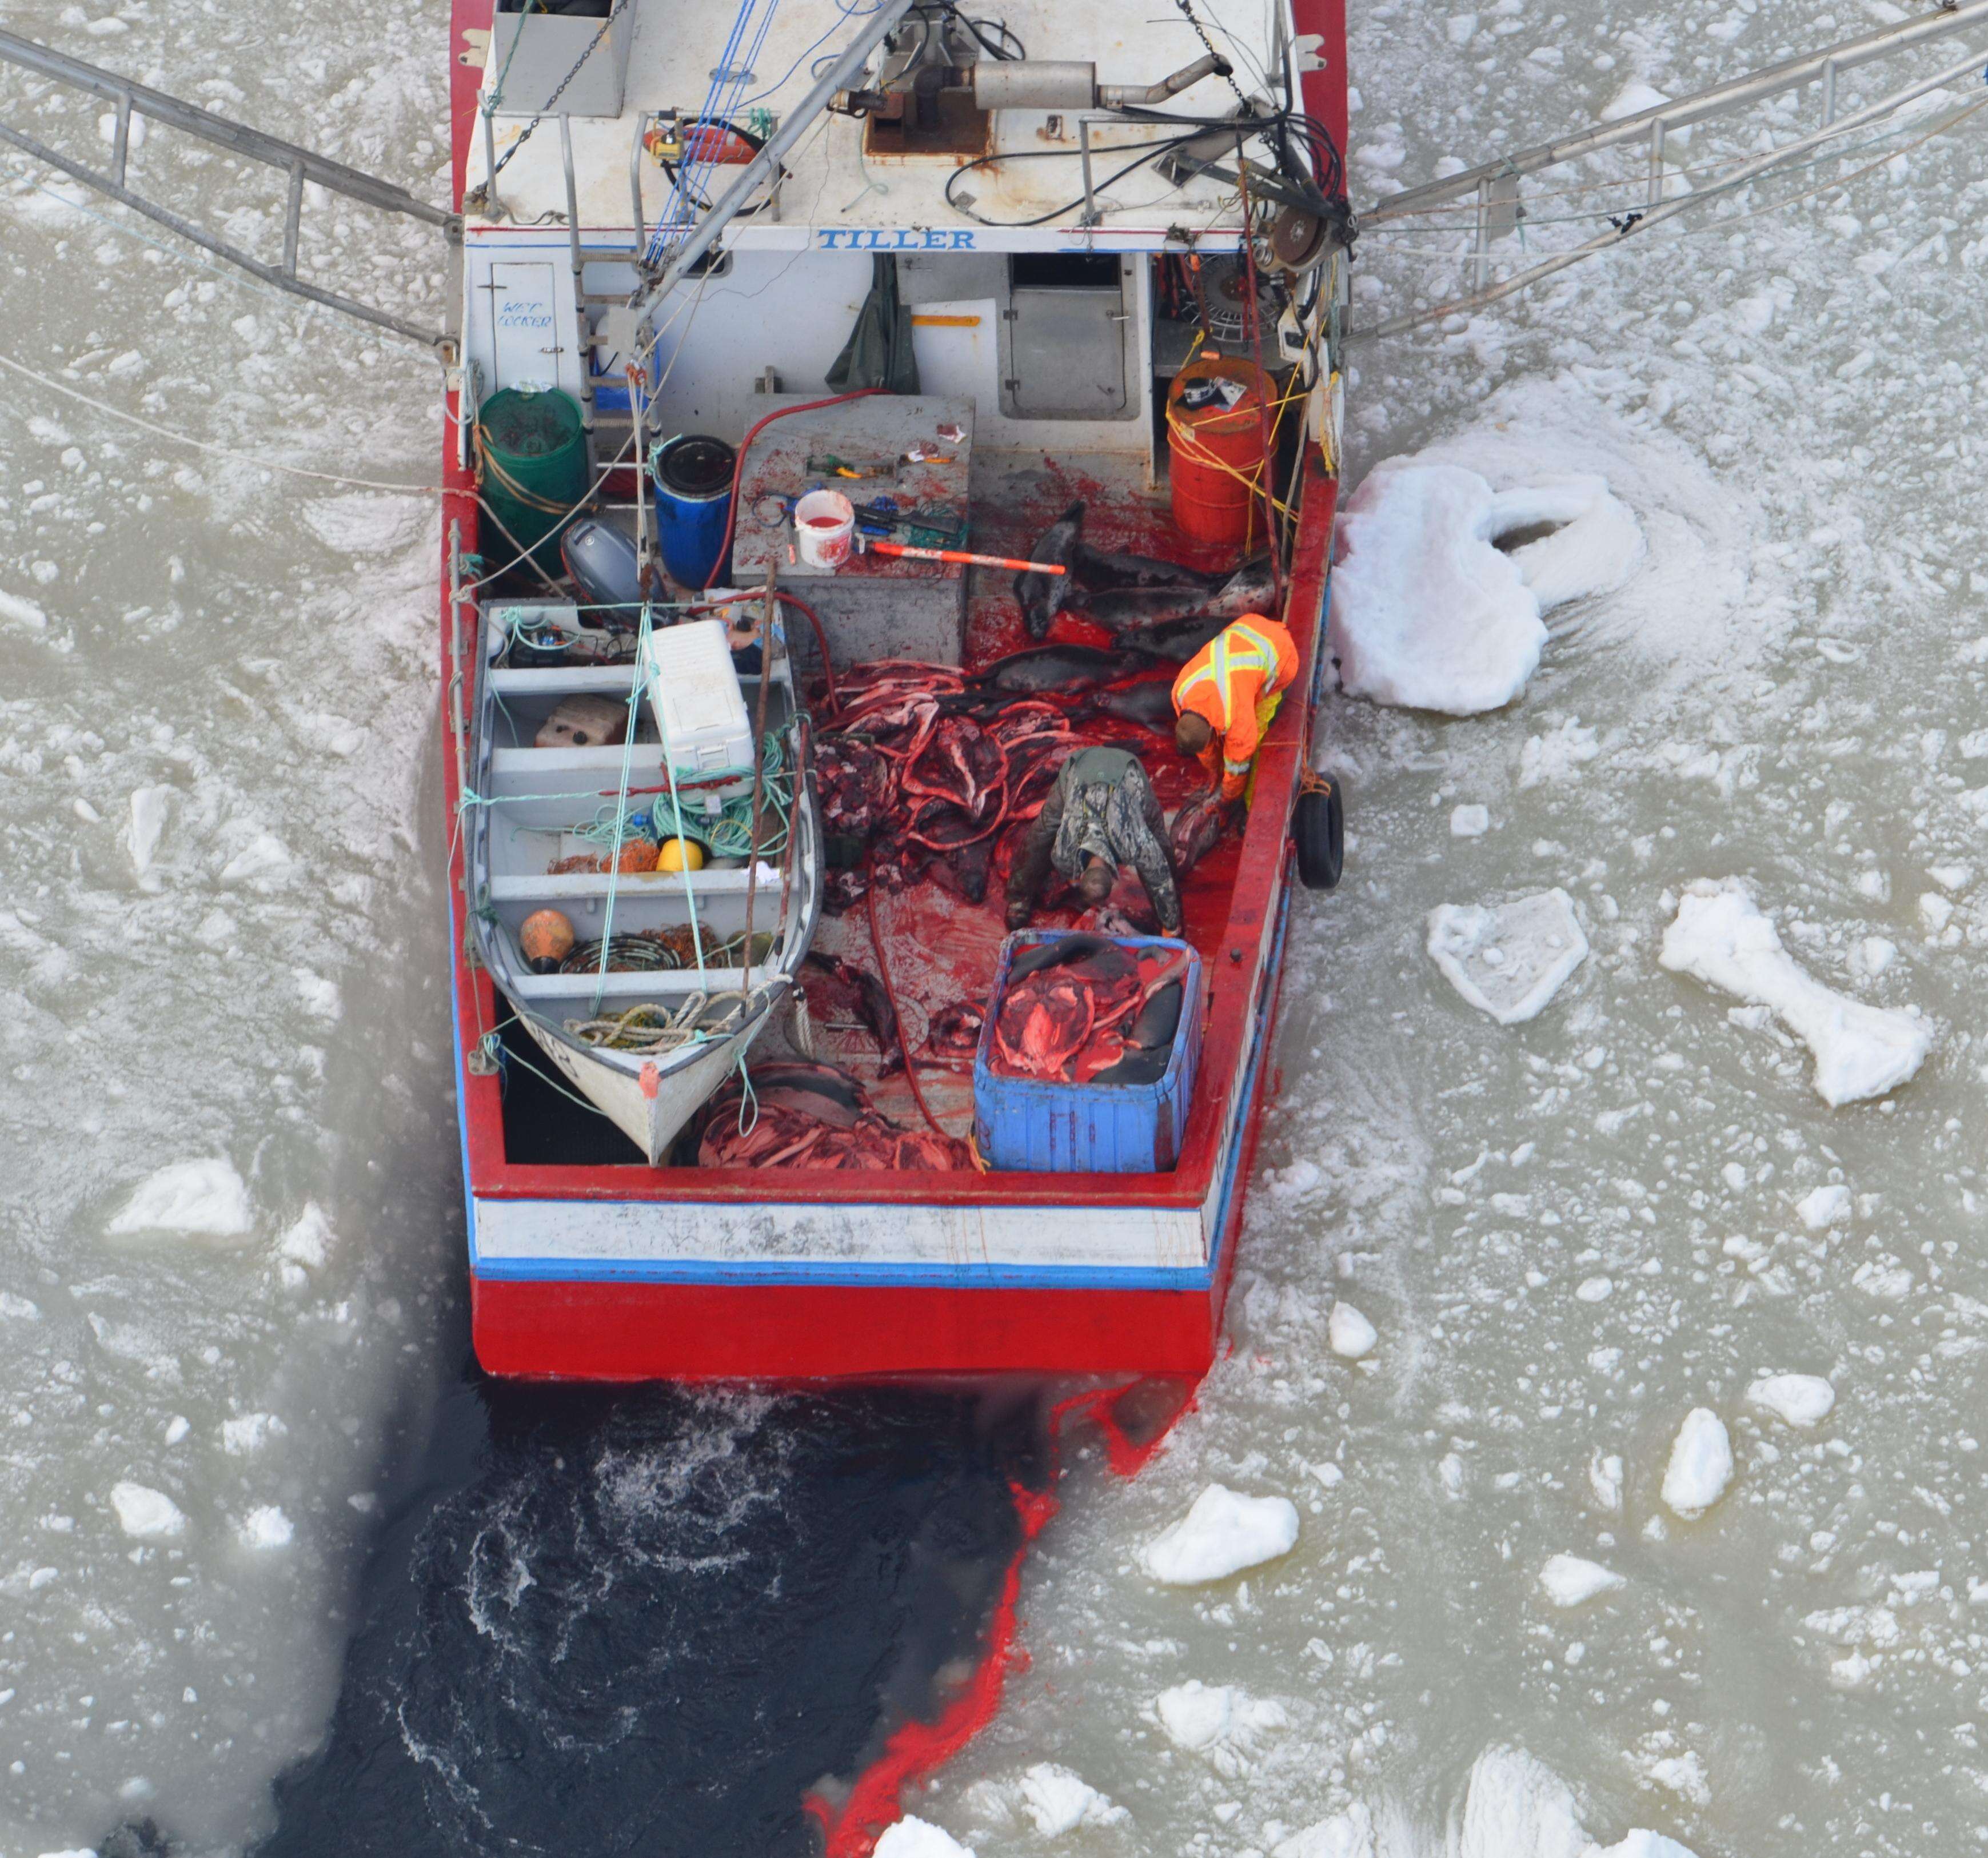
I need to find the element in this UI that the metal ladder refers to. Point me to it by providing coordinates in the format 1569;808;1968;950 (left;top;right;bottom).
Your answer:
1358;0;1988;335
0;26;460;356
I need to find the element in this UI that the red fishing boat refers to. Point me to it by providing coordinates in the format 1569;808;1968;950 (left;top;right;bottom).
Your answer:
438;0;1352;1379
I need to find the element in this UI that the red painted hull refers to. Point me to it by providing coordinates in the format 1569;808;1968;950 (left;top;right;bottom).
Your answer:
442;0;1346;1382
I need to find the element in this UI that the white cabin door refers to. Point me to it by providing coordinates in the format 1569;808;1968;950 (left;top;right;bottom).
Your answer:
486;260;564;392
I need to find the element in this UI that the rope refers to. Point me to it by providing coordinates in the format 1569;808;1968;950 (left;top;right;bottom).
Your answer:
0;352;464;496
473;422;584;515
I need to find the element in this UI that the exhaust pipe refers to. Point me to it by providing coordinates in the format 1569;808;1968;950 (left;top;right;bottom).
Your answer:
971;51;1228;113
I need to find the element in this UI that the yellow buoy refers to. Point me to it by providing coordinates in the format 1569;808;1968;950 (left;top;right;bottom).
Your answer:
657;837;705;873
520;908;577;974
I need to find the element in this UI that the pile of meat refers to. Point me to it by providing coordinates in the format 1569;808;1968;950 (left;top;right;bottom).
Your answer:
812;660;1189;909
988;935;1192;1087
694;1061;971;1171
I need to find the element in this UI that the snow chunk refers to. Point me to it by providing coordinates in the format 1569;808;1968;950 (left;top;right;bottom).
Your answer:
1429;890;1589;1024
237;1506;294;1550
1797;1184;1851;1229
127;786;171;875
0;1290;41;1320
1600;81;1671;124
1015;1764;1125;1835
1451;803;1491;838
1747;1373;1835;1429
278;1202;333;1275
222;1413;288;1456
1327;465;1544;714
1539;1554;1624;1607
107;1159;253;1240
1661;1409;1734;1518
1274;1805;1374;1858
110;1481;186;1540
1588;1835;1701;1858
1140;1484;1299;1584
1328;1301;1378;1359
874;1817;975;1858
1154;1680;1289;1776
1459;1747;1588;1858
1328;460;1643;715
0;588;49;632
1659;879;1932;1105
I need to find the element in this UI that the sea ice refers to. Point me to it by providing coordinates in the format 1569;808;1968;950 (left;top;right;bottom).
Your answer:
1153;1680;1290;1777
1428;890;1589;1024
1661;1410;1734;1518
1015;1764;1124;1835
1328;460;1642;715
1327;465;1543;715
1747;1374;1835;1428
1796;1184;1851;1229
1587;1836;1700;1858
106;1159;253;1240
0;587;49;631
1451;804;1491;837
874;1817;975;1858
1328;1302;1378;1359
1273;1804;1374;1858
1538;1554;1624;1608
110;1482;186;1540
237;1507;294;1550
222;1414;288;1455
1659;879;1932;1105
127;785;171;875
1140;1485;1300;1584
1457;1746;1588;1858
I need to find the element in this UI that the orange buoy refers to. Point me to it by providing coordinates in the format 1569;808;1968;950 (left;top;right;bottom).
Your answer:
520;908;577;973
1166;355;1274;548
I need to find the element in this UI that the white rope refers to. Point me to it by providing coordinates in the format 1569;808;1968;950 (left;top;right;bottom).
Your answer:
0;350;457;496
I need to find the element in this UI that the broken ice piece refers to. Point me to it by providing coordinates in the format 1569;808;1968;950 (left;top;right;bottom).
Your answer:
1746;1373;1835;1429
1538;1553;1624;1607
1327;1302;1378;1359
1659;878;1931;1106
1661;1408;1733;1518
1427;889;1589;1024
1140;1484;1299;1584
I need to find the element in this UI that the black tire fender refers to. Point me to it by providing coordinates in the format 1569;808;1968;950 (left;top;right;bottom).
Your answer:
1295;775;1344;891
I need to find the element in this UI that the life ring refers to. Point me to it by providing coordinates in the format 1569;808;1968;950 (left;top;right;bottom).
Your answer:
1295;774;1344;892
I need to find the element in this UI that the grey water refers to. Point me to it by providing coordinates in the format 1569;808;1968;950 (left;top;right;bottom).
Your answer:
5;0;1988;1855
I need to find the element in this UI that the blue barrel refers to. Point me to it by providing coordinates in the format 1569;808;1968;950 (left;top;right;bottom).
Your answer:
652;434;735;589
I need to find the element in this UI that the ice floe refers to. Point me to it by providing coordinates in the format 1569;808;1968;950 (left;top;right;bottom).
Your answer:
1659;879;1932;1106
237;1506;294;1550
1746;1374;1835;1429
1450;803;1491;837
105;1159;253;1241
1327;1301;1378;1359
1014;1764;1125;1835
1538;1554;1624;1608
1153;1680;1290;1777
1140;1484;1300;1584
875;1816;976;1858
1428;890;1589;1024
1660;1409;1734;1518
110;1481;186;1540
1272;1804;1374;1858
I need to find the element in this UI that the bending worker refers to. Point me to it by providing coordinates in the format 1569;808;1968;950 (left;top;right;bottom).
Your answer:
1172;614;1300;803
1005;745;1183;934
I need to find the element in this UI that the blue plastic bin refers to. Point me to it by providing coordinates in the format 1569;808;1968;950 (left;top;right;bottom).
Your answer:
973;931;1204;1174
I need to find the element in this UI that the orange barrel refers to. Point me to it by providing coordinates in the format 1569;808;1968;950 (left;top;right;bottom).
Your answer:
1166;355;1274;548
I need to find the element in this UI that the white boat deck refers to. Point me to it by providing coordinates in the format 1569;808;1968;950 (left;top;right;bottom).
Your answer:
464;0;1279;241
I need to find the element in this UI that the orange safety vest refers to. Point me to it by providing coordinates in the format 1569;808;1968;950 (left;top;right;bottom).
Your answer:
1172;615;1300;800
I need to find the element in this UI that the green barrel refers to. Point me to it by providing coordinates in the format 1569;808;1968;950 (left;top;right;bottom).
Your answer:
477;387;588;573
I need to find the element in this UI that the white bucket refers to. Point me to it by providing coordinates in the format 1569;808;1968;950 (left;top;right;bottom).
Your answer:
793;489;855;569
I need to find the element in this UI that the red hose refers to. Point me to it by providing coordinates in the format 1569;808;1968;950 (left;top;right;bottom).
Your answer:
709;386;887;587
777;591;841;719
865;874;955;1141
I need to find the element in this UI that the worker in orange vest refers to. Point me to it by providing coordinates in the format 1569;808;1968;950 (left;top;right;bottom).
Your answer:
1171;615;1300;804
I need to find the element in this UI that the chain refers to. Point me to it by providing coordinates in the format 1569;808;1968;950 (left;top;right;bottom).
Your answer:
489;0;633;181
1173;0;1251;113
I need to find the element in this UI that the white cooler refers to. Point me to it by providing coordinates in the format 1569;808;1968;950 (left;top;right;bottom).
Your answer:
641;618;754;777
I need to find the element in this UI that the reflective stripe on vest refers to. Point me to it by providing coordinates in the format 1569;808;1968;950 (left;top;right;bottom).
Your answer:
1177;620;1284;729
